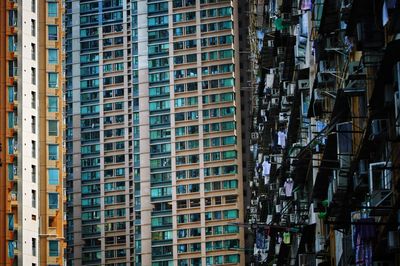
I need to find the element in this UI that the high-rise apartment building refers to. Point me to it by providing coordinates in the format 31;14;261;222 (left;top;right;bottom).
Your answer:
65;0;245;265
0;0;65;265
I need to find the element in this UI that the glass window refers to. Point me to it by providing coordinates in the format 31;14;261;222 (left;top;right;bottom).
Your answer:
48;25;58;41
223;209;238;219
48;72;58;88
48;193;59;209
48;3;58;17
48;96;58;112
48;49;58;64
48;144;58;160
49;240;59;256
225;254;240;263
48;168;59;185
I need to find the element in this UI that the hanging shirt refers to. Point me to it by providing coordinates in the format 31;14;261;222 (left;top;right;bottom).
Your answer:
277;131;287;148
301;0;312;10
283;232;291;244
264;175;270;185
262;160;271;176
284;180;294;197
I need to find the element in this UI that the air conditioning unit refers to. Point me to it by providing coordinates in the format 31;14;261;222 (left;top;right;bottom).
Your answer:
272;154;282;164
265;73;275;88
268;40;274;47
271;88;280;96
298;79;310;90
336;173;348;190
277;47;286;56
371;119;388;138
287;83;296;96
369;161;392;193
251;132;259;140
269;183;278;191
271;97;279;106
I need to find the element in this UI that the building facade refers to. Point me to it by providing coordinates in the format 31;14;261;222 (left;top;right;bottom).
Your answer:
246;0;400;265
65;0;245;265
0;0;65;265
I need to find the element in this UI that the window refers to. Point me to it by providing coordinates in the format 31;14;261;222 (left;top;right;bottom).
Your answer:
48;72;58;88
224;209;238;219
8;60;17;77
48;2;58;17
31;67;36;85
31;91;36;109
32;238;36;256
8;36;17;52
48;25;58;41
48;168;59;185
48;49;58;64
31;0;36;12
32;165;36;183
31;19;36;36
48;193;59;209
32;141;36;158
32;190;36;208
48;96;58;112
31;43;36;60
48;120;58;136
48;144;58;160
48;240;59;256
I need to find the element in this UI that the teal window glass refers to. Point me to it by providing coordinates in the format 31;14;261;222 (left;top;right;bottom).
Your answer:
49;240;59;256
48;25;58;40
48;3;58;17
223;210;238;219
48;168;59;185
8;112;14;128
8;86;14;103
48;49;58;64
48;96;58;112
8;164;14;180
48;144;58;160
48;120;58;136
48;72;58;88
48;193;59;209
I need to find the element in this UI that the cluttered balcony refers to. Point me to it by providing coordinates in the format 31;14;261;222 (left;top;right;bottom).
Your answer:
245;0;400;265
